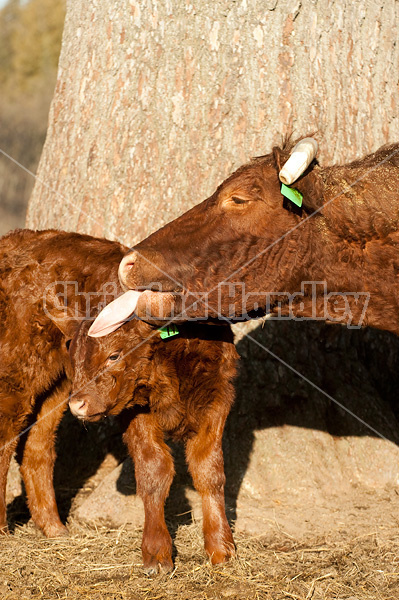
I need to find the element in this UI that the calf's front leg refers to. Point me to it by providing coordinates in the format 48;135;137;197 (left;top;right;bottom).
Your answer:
19;378;70;537
123;410;175;574
185;410;235;565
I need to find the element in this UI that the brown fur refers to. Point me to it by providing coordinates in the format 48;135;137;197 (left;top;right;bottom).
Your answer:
0;229;126;536
122;141;399;334
69;319;238;573
0;229;237;573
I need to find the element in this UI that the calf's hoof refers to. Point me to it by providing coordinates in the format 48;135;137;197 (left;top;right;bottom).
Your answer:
143;558;174;576
207;540;236;565
0;523;9;535
42;523;69;538
143;552;173;576
142;530;173;575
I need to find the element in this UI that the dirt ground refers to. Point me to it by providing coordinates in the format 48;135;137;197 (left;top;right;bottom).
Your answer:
2;486;399;600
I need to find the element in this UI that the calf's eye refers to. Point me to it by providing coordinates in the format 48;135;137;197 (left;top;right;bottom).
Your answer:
231;196;248;205
107;353;121;362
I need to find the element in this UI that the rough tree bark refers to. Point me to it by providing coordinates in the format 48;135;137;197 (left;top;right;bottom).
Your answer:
24;0;399;535
27;0;399;245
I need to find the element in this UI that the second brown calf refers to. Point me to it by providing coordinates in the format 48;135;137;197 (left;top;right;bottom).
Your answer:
0;228;126;536
69;319;238;573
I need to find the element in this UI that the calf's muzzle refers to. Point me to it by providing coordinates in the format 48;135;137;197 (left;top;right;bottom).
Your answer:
69;395;91;419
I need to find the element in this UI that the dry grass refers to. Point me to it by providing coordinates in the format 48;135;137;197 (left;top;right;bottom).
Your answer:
1;518;398;600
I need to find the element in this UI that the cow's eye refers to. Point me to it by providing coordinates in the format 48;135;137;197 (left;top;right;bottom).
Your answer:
221;195;251;210
231;196;248;205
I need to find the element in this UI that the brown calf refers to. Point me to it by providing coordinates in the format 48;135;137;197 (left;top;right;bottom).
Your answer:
69;319;238;573
0;228;125;536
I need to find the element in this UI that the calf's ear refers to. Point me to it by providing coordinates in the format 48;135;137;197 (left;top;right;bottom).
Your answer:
88;290;142;337
44;286;84;340
50;311;82;340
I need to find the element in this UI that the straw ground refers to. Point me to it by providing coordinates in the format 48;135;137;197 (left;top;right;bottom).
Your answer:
2;495;399;599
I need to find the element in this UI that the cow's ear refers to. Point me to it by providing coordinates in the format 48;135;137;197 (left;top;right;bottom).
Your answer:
292;164;324;213
273;145;290;174
273;145;324;213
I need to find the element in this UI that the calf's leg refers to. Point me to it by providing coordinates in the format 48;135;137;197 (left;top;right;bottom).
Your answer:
19;378;70;537
123;411;175;574
185;410;235;564
0;413;27;533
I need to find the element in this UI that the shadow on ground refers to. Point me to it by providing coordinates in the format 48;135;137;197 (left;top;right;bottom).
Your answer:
7;320;399;536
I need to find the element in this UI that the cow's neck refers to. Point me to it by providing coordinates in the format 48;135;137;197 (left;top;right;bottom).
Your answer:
288;215;399;335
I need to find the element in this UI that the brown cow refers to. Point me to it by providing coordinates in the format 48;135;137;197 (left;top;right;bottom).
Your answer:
68;319;237;573
117;139;399;335
0;228;126;536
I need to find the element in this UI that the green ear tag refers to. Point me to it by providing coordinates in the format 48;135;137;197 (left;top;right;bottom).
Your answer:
281;183;303;207
158;324;179;340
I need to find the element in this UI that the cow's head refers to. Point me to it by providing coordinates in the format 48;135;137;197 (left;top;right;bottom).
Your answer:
118;137;323;322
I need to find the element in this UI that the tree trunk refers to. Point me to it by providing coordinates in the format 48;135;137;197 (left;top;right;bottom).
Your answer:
26;0;399;534
27;0;399;246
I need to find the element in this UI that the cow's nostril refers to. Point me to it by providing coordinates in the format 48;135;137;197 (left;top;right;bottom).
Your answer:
118;252;137;289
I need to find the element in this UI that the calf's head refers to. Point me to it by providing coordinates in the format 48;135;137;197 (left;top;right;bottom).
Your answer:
119;137;322;321
68;319;155;421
